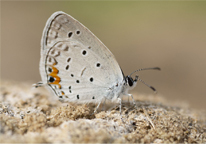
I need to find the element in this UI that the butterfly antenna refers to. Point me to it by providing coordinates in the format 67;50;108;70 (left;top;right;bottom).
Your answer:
129;67;161;77
138;77;157;93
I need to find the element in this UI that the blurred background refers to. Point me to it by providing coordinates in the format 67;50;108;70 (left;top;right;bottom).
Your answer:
1;1;206;110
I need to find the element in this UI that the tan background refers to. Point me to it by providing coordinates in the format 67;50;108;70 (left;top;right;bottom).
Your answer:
1;1;206;109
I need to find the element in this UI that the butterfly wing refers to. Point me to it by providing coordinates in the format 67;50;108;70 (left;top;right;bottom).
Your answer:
39;11;124;103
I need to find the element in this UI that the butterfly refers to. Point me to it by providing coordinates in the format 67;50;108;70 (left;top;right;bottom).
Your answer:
34;11;160;113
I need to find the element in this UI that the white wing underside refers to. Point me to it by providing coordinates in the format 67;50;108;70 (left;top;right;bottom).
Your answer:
39;11;124;103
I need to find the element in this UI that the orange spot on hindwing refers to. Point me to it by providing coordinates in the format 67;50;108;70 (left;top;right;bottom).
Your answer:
48;63;61;89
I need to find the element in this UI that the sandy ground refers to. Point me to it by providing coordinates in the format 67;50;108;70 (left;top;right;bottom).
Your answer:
0;81;205;143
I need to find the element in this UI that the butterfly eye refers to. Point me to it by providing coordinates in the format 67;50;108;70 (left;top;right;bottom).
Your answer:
126;76;134;87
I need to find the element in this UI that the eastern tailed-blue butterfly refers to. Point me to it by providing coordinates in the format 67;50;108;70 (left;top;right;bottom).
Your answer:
34;11;160;113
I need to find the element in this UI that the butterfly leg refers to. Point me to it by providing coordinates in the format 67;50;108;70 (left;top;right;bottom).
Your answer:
92;100;102;115
127;94;137;108
101;98;106;111
118;98;122;114
127;95;130;104
118;98;127;124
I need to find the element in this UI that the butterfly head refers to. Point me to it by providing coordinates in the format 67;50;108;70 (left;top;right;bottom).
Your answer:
125;75;138;90
123;67;161;93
